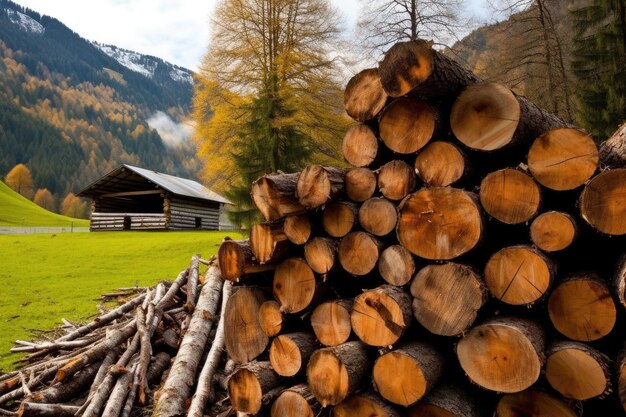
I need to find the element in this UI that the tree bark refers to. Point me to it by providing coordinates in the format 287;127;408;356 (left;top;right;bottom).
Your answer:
615;255;626;310
342;125;379;168
377;160;416;201
310;300;353;347
269;332;317;377
344;68;389;122
224;287;269;364
218;238;277;281
495;389;581;417
296;165;347;209
408;384;481;417
599;122;626;168
345;168;377;202
579;168;626;235
358;198;397;237
479;168;541;225
228;361;281;415
17;403;80;417
252;172;305;221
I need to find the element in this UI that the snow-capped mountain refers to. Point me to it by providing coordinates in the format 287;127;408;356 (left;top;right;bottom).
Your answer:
5;7;44;34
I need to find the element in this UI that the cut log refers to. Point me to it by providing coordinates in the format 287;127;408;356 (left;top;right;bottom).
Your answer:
372;341;444;406
345;168;377;202
530;211;577;252
224;287;269;363
457;317;545;393
284;214;311;245
358;198;398;237
332;393;402;417
599;122;626;168
296;165;347;209
342;125;379;168
479;168;541;225
270;384;321;417
338;231;382;276
414;141;468;187
252;172;305;221
28;361;99;403
410;263;487;336
378;160;417;201
17;403;80;417
545;340;611;400
273;258;317;314
259;300;284;337
250;222;290;264
407;384;481;417
495;389;580;417
619;351;626;412
344;68;389;122
615;255;626;309
306;341;369;406
484;245;554;305
378;245;415;286
451;82;570;151
269;332;317;377
322;201;358;238
548;274;617;342
351;285;412;347
397;187;483;260
310;300;353;347
579;168;626;235
379;98;436;154
528;128;598;191
218;239;276;281
304;237;337;275
228;361;280;415
378;39;479;98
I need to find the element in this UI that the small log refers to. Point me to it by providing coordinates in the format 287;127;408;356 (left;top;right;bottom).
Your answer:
252;172;305;221
306;341;369;406
345;168;377;202
530;211;577;252
351;285;412;347
218;239;276;281
283;214;311;245
224;287;269;363
344;68;388;122
410;263;486;336
528;128;598;191
338;231;382;276
358;197;397;237
484;245;554;305
378;245;415;286
250;222;290;264
146;352;171;386
332;393;402;417
616;255;626;309
372;341;444;406
618;350;626;412
495;390;581;417
479;168;541;225
228;361;281;415
451;82;570;151
322;202;358;238
379;98;436;154
599;122;626;168
342;125;379;168
269;332;318;377
273;258;317;314
548;274;617;342
377;160;416;201
304;237;338;275
414;141;468;187
545;340;611;400
259;300;284;337
310;300;353;347
101;363;135;417
397;187;483;260
408;384;481;417
579;168;626;235
17;403;80;417
296;165;347;209
457;317;545;393
28;361;99;404
270;384;321;417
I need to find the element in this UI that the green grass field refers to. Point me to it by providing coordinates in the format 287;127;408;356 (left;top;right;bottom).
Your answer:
0;230;242;372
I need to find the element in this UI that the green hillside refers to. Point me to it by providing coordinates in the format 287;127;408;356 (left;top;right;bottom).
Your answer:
0;180;88;227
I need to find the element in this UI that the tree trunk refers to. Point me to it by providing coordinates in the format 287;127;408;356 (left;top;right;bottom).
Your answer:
414;141;468;187
479;168;541;225
372;341;444;406
410;263;486;336
250;222;290;264
252;172;305;222
351;285;412;347
548;274;617;342
306;341;370;406
310;300;353;347
342;125;379;168
528;128;598;191
332;393;402;417
358;198;397;237
457;317;544;393
304;237;337;275
338;231;382;276
397;187;483;260
579;168;626;235
296;165;347;209
283;214;311;245
273;258;317;314
530;211;577;252
269;332;317;377
218;238;277;281
228;361;281;415
344;68;388;122
495;389;581;417
345;168;377;202
379;98;436;154
322;202;358;238
270;384;321;417
599;122;626;168
545;340;611;400
378;245;415;286
378;160;416;201
224;287;269;364
259;300;284;337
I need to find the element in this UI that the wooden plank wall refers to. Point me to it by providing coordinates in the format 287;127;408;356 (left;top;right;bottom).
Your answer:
90;212;167;231
167;197;220;230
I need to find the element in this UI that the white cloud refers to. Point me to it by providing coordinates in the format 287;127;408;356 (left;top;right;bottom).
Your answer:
147;111;193;147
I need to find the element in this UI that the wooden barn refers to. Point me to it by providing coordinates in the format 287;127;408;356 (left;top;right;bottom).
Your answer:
77;165;231;231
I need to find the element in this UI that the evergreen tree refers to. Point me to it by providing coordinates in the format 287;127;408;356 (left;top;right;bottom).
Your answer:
571;0;626;140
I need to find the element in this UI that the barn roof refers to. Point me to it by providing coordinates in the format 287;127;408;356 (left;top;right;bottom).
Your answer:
77;164;231;204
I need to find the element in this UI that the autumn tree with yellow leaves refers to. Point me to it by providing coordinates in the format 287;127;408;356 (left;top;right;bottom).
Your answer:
4;163;35;199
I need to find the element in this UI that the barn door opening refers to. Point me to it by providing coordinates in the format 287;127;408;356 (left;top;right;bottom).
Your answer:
195;217;202;229
123;216;131;230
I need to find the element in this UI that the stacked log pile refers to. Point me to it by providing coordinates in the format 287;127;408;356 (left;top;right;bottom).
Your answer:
1;40;626;416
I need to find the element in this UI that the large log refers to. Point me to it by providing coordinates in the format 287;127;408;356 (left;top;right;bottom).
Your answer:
304;237;337;275
358;197;398;237
495;389;581;417
579;168;626;235
322;201;358;238
408;384;481;417
283;214;311;245
332;393;402;417
270;384;321;417
397;187;483;260
296;165;347;209
378;160;417;201
310;300;353;347
250;222;290;264
224;287;269;363
378;245;415;286
228;361;281;415
479;168;541;225
273;258;317;313
414;141;468;187
530;211;577;252
379;98;436;154
410;263;486;336
218;239;276;281
345;168;377;202
269;332;317;377
338;231;382;276
342;125;379;168
457;317;544;393
344;68;388;122
599;122;626;168
252;172;305;221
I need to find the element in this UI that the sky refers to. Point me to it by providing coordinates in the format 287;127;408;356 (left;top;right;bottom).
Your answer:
11;0;491;71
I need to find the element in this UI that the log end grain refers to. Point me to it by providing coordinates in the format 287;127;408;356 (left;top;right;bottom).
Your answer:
307;351;349;406
284;214;311;245
378;160;417;201
304;237;337;275
297;165;333;209
414;141;466;187
252;173;303;221
342;125;379;168
338;231;381;276
259;300;283;337
218;239;247;281
379;40;435;97
345;168;377;202
530;211;577;252
479;169;541;225
359;198;398;237
273;258;316;314
323;202;357;238
332;394;401;417
379;245;415;286
310;300;353;347
344;68;388;122
580;168;626;235
224;288;269;363
379;98;436;154
271;388;316;417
